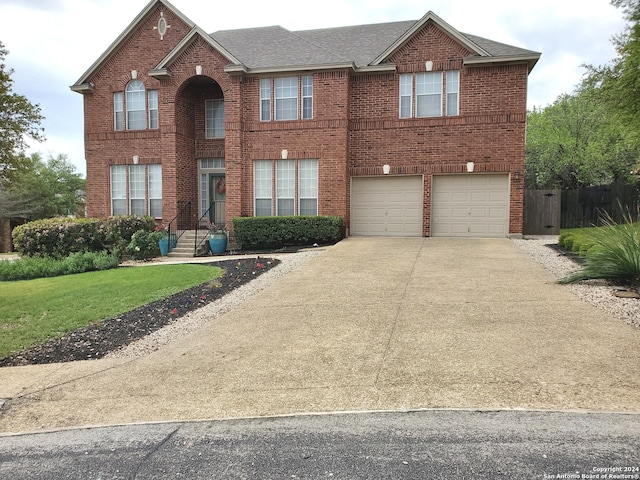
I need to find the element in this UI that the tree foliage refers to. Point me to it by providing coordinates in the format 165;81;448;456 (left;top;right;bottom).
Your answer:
0;152;85;220
525;83;639;189
0;41;45;179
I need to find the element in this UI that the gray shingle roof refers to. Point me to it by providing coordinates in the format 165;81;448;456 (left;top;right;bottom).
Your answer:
210;18;540;71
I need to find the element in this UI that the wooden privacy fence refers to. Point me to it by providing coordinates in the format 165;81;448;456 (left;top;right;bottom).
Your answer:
524;183;640;234
561;183;640;228
523;189;561;235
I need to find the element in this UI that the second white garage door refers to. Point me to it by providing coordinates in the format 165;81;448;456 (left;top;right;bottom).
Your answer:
431;174;509;237
351;176;423;236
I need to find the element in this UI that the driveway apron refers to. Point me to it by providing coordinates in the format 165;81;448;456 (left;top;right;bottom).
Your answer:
0;237;639;433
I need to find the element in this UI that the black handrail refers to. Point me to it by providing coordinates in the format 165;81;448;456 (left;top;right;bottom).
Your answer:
167;201;191;253
194;201;225;255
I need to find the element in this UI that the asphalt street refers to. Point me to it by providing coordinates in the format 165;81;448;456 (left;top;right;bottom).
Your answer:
1;410;639;479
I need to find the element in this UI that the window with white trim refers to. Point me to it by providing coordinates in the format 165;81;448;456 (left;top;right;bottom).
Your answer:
254;160;273;216
109;164;162;218
253;159;318;216
260;78;271;121
148;89;158;129
399;70;459;118
205;99;224;138
113;81;159;131
260;75;313;121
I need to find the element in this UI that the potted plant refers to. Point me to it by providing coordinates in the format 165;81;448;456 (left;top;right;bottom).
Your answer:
156;223;170;256
208;222;227;254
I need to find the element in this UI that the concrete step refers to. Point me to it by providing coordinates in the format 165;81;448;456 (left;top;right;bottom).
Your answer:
166;230;210;258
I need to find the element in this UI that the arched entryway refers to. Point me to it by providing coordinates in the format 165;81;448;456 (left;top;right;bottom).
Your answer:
174;75;225;228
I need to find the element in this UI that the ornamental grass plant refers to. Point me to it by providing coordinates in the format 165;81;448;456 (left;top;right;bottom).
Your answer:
559;213;640;285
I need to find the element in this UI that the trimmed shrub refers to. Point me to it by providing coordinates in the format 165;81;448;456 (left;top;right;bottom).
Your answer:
0;251;119;281
126;230;164;261
12;217;107;258
12;215;157;259
105;215;157;251
232;216;344;249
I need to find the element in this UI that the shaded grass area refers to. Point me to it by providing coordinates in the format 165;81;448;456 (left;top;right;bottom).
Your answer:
0;264;223;360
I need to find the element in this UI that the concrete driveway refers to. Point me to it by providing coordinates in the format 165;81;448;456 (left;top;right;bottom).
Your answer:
0;237;639;433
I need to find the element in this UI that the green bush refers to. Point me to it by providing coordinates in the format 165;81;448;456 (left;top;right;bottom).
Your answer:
558;228;598;256
232;216;344;249
0;251;119;281
105;215;157;251
126;230;164;260
12;217;107;258
12;215;157;259
559;215;640;285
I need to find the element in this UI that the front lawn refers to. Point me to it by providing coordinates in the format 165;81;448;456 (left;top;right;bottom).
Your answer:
0;264;223;359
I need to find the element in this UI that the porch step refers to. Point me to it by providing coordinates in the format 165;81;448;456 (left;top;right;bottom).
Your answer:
166;230;209;258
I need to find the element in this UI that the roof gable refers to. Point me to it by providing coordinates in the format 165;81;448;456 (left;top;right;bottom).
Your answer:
371;11;490;66
71;0;196;92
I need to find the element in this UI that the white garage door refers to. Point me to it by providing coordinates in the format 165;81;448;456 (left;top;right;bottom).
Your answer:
431;174;509;237
351;176;423;236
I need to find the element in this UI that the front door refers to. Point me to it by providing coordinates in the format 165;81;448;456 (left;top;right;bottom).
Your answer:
209;174;226;227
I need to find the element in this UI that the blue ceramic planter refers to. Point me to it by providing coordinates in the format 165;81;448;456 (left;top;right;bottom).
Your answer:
209;233;227;254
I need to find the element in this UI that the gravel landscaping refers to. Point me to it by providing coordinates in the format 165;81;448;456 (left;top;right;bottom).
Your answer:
513;236;640;329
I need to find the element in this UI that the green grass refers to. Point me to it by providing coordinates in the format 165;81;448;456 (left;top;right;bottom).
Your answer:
0;264;223;359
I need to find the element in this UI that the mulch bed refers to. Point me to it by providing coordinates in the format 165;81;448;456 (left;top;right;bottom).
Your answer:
0;257;280;367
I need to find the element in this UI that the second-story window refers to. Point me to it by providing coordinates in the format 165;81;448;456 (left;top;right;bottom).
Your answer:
205;99;225;138
260;75;313;121
114;80;159;131
399;70;459;119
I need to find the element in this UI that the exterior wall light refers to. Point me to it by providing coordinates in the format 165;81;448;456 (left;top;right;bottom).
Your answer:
466;161;475;173
281;149;288;159
383;164;391;175
132;155;139;165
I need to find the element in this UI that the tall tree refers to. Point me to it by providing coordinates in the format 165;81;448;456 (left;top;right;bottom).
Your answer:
587;0;640;148
525;82;639;189
0;153;85;220
0;41;45;180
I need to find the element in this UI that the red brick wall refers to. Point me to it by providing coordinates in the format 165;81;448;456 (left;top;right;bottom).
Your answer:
81;9;529;237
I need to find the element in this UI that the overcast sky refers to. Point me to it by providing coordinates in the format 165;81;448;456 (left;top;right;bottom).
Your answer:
0;0;627;177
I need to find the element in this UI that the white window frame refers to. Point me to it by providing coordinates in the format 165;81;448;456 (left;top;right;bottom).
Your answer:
254;160;273;216
302;75;313;119
253;159;319;217
446;70;460;116
276;160;295;216
260;78;271;121
148;89;158;129
148;164;162;218
299;159;318;215
110;165;126;215
126;80;146;130
275;77;298;121
416;72;442;118
400;70;460;119
205;99;225;138
109;164;162;217
114;92;124;130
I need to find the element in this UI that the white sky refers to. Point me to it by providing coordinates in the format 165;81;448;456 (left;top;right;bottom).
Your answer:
0;0;627;177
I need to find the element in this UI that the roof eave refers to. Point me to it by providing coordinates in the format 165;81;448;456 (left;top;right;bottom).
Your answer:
225;62;356;75
464;54;541;72
70;82;94;94
70;0;195;90
148;68;171;79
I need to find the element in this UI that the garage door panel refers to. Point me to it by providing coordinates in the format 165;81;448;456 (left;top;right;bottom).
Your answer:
351;176;423;237
432;174;509;237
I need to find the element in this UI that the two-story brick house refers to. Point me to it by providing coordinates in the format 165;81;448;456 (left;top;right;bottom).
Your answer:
71;0;539;242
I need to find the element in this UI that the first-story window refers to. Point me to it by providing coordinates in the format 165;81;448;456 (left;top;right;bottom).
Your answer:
253;159;318;216
110;164;162;218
